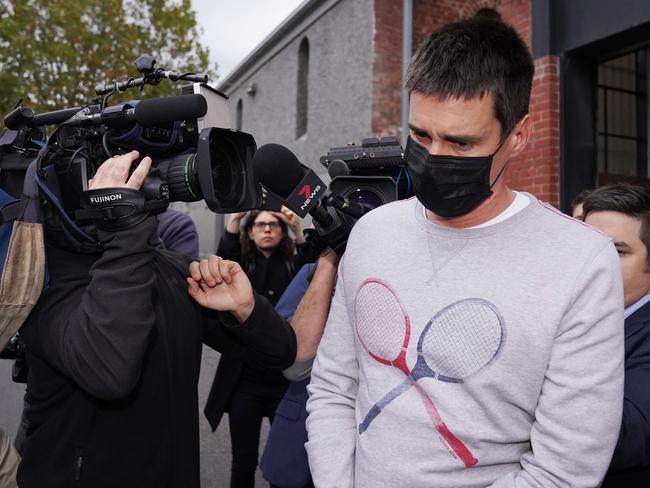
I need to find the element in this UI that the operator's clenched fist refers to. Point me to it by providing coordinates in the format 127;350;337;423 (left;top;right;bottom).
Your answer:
187;255;255;322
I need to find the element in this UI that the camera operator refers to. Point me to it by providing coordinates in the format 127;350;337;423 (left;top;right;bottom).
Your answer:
16;151;297;488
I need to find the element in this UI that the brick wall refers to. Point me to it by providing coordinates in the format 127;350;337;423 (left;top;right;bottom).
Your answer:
508;55;561;206
372;0;562;206
501;1;561;206
371;0;402;136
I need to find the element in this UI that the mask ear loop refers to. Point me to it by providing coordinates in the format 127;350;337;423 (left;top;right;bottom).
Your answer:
488;134;510;190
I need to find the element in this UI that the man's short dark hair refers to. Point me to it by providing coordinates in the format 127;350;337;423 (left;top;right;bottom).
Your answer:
406;9;534;138
583;184;650;265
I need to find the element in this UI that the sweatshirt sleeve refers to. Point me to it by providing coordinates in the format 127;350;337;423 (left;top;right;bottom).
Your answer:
490;241;625;487
305;259;358;488
30;218;158;401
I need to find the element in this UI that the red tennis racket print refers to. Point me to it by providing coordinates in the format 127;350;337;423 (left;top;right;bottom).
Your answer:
355;279;486;467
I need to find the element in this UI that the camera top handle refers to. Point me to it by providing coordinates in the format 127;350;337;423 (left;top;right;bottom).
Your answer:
94;53;208;96
95;71;207;96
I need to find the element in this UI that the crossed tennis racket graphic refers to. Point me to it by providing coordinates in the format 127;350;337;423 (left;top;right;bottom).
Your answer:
354;278;505;468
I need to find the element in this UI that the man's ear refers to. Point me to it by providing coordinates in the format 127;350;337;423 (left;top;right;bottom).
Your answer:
508;114;532;158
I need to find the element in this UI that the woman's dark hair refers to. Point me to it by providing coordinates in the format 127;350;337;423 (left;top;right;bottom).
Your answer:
240;210;295;259
406;8;534;139
583;184;650;265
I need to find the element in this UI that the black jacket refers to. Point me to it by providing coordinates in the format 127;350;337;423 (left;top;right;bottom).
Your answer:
204;230;310;431
17;218;296;488
602;300;650;487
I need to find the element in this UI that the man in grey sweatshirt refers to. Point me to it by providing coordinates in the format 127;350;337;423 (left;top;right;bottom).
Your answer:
305;9;625;488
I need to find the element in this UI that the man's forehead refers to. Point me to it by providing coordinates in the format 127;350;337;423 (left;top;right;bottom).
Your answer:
409;90;492;106
408;91;497;134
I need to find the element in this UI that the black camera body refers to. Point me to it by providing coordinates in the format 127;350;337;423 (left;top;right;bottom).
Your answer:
4;54;261;220
295;136;413;255
320;136;412;216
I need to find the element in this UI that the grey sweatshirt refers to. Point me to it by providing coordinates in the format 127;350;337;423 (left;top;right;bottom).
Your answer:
306;194;625;488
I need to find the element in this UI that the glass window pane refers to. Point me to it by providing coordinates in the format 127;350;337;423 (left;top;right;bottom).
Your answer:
607;90;637;137
607;137;637;176
597;134;606;173
597;87;605;133
599;53;636;91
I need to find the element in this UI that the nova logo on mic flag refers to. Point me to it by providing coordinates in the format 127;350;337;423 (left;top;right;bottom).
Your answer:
282;168;326;218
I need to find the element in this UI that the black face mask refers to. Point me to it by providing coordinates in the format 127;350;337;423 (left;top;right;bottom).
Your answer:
405;136;507;218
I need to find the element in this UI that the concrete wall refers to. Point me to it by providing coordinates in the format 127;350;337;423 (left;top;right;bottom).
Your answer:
222;0;375;182
170;201;223;258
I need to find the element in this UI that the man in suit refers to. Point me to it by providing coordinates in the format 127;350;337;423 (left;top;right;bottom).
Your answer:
583;184;650;486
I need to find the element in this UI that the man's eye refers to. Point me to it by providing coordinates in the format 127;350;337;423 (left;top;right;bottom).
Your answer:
412;131;430;142
453;141;472;152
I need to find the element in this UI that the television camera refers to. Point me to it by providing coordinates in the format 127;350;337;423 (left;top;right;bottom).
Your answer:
254;136;413;255
1;53;260;221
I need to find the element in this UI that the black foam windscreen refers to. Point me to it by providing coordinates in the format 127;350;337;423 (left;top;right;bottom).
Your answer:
327;159;350;179
252;143;305;198
134;94;207;127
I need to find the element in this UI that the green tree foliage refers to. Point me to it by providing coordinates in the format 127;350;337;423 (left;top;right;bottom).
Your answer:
0;0;216;119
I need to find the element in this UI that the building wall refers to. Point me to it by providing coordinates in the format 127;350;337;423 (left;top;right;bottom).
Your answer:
502;0;561;207
371;0;499;137
223;0;375;181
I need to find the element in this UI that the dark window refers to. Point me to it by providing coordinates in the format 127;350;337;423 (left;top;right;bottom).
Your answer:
597;48;649;184
236;99;243;131
296;37;309;138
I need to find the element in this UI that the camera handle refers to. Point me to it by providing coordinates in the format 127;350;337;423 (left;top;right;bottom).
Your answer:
94;70;207;96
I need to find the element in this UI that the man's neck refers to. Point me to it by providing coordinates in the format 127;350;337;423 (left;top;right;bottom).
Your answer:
425;185;516;228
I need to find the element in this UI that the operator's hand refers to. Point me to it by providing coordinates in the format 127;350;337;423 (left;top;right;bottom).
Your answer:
274;206;305;244
88;150;152;190
187;255;255;323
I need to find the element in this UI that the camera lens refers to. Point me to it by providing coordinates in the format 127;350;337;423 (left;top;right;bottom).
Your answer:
345;187;384;210
209;134;245;209
159;153;203;202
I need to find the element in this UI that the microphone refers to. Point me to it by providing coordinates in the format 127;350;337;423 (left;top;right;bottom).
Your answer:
252;144;305;198
254;143;368;255
63;94;208;128
327;159;350;179
134;94;207;127
252;143;331;225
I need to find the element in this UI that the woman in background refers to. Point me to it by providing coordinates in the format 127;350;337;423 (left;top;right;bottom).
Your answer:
204;208;310;488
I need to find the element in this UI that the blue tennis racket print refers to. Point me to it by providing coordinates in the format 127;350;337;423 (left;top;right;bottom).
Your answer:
355;279;504;468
